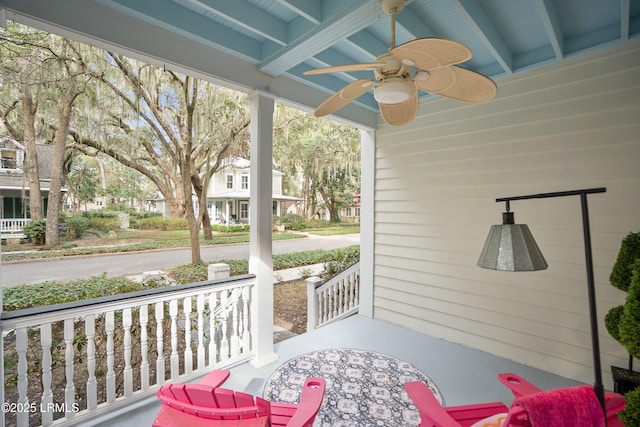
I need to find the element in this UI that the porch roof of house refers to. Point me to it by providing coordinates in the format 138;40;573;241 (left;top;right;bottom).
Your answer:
2;1;638;129
209;192;303;202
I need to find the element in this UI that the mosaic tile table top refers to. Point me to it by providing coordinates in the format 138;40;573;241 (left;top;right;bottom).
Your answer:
263;348;443;427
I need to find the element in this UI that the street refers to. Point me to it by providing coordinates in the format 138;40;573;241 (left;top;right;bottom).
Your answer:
1;234;360;288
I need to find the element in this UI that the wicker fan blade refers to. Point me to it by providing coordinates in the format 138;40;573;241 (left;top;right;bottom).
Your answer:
417;66;497;103
314;79;375;117
415;66;456;93
390;38;471;70
304;63;385;75
379;85;419;126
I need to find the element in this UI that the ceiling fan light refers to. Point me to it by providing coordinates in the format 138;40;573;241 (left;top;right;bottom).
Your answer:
374;80;413;104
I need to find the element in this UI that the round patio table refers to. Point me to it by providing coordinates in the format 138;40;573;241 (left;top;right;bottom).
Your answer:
263;348;443;427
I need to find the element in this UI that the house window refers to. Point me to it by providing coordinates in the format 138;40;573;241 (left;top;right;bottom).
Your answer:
355;207;360;217
241;175;249;190
0;149;17;169
226;174;234;189
240;202;249;220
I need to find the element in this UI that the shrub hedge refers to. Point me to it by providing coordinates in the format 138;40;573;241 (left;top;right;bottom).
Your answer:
3;274;164;311
133;217;188;230
167;245;360;284
2;246;360;312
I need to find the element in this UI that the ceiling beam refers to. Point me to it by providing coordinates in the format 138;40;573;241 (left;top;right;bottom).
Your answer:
620;0;630;41
258;0;383;76
534;0;564;59
346;30;390;61
275;0;321;25
189;0;288;45
95;0;263;62
450;0;514;73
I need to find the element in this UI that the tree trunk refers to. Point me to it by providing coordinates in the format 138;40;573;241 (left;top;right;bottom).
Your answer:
45;68;81;247
183;171;201;263
318;187;341;222
191;173;213;240
21;73;43;220
182;77;201;264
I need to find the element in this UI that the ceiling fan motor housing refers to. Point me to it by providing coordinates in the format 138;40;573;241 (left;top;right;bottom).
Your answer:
382;0;405;16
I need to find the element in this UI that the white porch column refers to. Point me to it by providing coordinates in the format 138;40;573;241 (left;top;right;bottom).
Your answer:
248;93;278;367
359;129;375;318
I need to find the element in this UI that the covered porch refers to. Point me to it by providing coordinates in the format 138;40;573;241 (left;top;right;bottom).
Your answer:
89;315;584;427
0;1;639;426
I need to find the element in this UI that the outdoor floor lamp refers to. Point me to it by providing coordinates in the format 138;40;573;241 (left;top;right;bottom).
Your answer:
477;187;607;417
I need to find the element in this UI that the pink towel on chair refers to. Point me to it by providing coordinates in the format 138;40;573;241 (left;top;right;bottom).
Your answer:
514;385;604;427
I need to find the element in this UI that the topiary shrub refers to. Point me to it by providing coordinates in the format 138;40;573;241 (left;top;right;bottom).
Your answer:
606;305;625;342
611;232;640;292
620;260;640;360
619;387;640;427
606;231;640;371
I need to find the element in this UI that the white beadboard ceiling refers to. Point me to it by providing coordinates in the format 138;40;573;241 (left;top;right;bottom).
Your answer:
1;0;638;127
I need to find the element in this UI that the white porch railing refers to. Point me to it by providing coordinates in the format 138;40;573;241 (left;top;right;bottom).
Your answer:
0;274;256;427
306;262;360;331
0;218;30;239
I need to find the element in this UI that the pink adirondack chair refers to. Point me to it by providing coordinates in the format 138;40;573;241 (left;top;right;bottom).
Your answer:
153;369;325;427
497;373;626;427
405;372;626;427
404;380;514;427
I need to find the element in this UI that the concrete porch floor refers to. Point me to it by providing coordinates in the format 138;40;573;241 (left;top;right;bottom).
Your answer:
87;315;586;426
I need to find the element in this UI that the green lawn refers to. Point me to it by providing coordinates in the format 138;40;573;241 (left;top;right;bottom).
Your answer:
1;223;359;261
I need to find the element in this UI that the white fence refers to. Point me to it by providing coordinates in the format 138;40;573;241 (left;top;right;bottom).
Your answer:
0;275;256;426
0;218;30;239
306;262;360;331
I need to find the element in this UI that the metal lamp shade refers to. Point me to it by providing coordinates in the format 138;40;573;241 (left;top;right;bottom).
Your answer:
477;224;548;271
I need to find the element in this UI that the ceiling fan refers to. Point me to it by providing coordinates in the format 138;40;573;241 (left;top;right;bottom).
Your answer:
304;0;497;126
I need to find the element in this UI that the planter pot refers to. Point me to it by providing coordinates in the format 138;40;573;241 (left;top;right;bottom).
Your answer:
611;365;640;394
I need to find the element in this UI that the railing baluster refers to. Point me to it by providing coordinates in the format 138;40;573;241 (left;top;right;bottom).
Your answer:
140;305;150;391
242;285;251;353
16;327;29;427
63;319;76;418
105;311;116;403
183;296;193;374
332;284;338;318
155;302;165;384
338;279;344;315
322;289;328;323
353;273;360;308
123;308;133;396
169;299;179;379
348;274;355;309
230;289;239;356
220;290;229;361
208;292;218;365
196;294;205;369
40;323;53;426
85;315;98;410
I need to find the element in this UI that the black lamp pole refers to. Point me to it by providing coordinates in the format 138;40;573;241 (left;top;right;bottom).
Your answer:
493;188;607;417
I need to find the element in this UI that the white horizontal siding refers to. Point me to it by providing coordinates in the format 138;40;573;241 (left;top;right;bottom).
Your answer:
373;39;640;389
